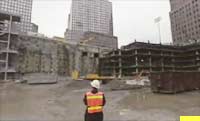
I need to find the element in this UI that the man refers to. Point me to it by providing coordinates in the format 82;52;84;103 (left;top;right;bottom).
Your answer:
83;80;106;121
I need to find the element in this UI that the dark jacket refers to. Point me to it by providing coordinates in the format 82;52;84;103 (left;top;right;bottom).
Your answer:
83;90;106;121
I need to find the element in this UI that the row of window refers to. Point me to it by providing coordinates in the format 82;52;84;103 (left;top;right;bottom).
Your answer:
171;4;199;16
72;10;111;15
1;4;32;14
172;23;200;33
72;18;110;22
72;26;110;30
173;29;200;41
72;23;110;28
2;2;32;9
71;29;110;35
73;24;110;28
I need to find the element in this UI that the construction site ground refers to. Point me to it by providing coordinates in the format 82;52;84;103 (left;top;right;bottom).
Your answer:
0;79;200;121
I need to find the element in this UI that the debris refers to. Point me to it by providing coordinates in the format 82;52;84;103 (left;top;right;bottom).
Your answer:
111;85;142;91
119;109;131;116
125;78;150;86
15;79;27;84
106;79;142;91
24;73;58;85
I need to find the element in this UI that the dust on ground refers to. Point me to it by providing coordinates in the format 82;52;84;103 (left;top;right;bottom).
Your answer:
0;80;200;121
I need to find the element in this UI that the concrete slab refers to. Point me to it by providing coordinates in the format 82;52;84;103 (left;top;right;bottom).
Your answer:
27;80;57;85
24;73;58;85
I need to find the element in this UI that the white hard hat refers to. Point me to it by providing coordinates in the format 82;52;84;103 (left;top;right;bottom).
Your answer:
90;80;100;89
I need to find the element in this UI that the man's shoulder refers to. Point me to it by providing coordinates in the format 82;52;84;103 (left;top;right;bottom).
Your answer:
85;91;104;95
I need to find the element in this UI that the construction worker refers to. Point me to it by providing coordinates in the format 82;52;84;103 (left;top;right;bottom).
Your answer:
83;80;106;121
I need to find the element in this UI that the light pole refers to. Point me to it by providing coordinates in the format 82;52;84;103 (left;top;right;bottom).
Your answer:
154;17;162;44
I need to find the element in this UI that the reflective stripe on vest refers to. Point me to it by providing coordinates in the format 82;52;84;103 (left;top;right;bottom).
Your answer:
86;92;103;113
88;106;103;113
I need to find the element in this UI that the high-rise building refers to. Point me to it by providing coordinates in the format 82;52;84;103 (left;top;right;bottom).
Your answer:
30;23;39;33
68;0;113;35
0;0;33;33
65;0;117;49
170;0;200;45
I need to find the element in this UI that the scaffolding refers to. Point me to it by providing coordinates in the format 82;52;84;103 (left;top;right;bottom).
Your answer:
0;11;21;81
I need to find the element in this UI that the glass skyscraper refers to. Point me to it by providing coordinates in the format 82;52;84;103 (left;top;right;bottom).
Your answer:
68;0;113;35
0;0;33;33
170;0;200;45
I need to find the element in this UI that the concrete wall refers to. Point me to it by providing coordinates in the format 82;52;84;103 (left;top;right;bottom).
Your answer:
12;35;107;77
65;30;118;49
82;32;118;49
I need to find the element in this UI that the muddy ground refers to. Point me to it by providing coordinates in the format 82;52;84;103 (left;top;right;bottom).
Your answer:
0;80;200;121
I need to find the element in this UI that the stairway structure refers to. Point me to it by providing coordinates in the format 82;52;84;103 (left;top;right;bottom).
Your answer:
0;11;21;81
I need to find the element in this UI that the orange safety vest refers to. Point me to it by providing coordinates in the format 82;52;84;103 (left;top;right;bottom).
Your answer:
86;91;104;114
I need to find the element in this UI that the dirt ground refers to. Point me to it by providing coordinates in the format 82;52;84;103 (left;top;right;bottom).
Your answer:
0;80;200;121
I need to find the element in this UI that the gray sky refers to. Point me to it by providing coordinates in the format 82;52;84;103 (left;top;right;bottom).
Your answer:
32;0;172;47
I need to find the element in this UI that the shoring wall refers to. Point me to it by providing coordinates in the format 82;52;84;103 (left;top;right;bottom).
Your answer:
8;35;103;79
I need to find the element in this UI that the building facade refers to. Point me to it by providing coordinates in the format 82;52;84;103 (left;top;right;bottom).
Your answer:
68;0;113;35
81;32;118;49
99;42;200;77
0;0;33;33
170;0;200;45
65;30;85;44
30;23;38;33
65;0;117;49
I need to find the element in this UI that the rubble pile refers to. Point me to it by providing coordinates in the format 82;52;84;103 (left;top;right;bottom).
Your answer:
105;76;150;91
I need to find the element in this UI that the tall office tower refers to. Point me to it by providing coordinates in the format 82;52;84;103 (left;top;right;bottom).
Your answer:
65;0;117;49
170;0;200;45
0;0;33;33
68;0;113;35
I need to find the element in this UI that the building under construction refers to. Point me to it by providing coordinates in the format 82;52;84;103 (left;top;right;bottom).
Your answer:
0;11;21;80
99;42;200;77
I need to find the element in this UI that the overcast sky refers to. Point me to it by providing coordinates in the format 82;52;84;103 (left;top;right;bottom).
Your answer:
32;0;172;47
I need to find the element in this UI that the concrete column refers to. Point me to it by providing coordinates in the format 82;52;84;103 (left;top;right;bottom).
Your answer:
135;50;138;73
161;52;164;72
149;51;152;72
172;52;175;72
113;67;116;78
195;51;199;70
112;52;116;77
4;15;12;81
196;51;199;61
196;51;199;55
135;49;138;55
119;50;122;78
